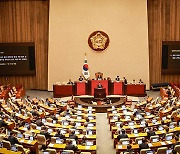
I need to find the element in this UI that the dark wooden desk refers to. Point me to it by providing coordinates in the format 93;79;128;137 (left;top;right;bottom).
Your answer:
94;88;106;99
53;84;74;97
125;84;146;96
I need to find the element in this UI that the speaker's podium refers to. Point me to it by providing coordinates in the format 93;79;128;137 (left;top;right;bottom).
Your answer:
94;88;106;100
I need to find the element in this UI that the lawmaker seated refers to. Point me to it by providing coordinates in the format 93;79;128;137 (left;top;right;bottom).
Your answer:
115;75;120;81
8;131;20;146
67;79;74;84
78;76;84;81
139;138;149;151
117;129;128;141
64;139;78;152
139;79;143;84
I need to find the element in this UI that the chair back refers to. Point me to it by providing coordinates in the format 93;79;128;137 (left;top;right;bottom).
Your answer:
174;145;180;153
2;140;11;150
46;148;57;154
31;123;37;129
157;147;168;154
140;149;151;154
37;134;46;145
62;150;74;154
46;118;53;123
51;137;56;144
95;72;103;79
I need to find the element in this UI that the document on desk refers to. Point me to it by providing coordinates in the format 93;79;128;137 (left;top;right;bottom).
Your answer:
20;139;25;143
49;143;54;147
27;140;32;144
86;146;90;149
148;143;153;147
161;142;166;145
166;141;172;144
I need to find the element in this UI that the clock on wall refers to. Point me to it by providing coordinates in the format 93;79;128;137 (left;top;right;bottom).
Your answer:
88;31;110;52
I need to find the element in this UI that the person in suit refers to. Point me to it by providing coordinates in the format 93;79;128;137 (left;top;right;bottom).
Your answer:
117;129;128;141
64;140;78;152
67;79;73;84
123;144;134;154
115;76;120;81
54;129;65;139
147;127;156;139
40;126;51;140
139;138;149;151
138;79;143;83
123;77;127;84
36;117;44;126
97;82;103;89
69;130;78;140
0;117;7;128
79;76;83;81
8;132;20;145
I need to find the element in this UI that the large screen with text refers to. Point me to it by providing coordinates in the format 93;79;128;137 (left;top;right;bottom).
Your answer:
0;43;35;75
162;41;180;74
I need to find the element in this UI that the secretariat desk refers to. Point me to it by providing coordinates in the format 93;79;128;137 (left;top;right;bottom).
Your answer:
53;84;74;97
125;83;146;97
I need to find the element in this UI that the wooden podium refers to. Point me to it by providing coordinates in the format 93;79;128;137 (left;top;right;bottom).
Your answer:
94;88;106;99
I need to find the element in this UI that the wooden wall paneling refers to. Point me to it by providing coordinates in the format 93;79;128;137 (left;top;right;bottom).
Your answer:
0;0;49;90
148;0;180;85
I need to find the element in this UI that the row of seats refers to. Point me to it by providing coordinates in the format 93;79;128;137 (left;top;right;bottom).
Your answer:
107;87;180;154
0;90;97;154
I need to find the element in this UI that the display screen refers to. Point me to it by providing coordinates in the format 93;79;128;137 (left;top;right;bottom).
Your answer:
0;42;35;75
162;41;180;73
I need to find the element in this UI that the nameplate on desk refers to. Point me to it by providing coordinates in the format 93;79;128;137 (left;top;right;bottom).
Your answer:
23;127;28;131
117;145;122;149
86;146;91;149
134;134;138;137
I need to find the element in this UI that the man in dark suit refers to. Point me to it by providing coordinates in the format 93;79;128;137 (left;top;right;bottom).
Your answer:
69;130;78;140
8;132;20;145
79;76;83;81
40;127;51;140
115;76;120;81
36;117;44;126
54;129;65;139
117;129;128;141
147;127;156;139
139;138;149;151
123;77;127;84
0;118;7;128
97;82;103;89
64;140;78;152
67;79;74;84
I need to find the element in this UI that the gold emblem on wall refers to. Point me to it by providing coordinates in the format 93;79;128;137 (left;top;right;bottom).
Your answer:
88;31;110;52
